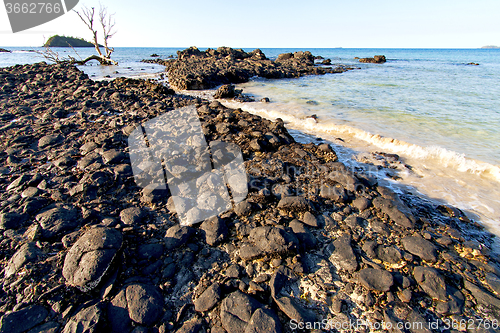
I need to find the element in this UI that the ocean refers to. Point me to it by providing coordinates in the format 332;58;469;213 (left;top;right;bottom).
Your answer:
1;46;499;240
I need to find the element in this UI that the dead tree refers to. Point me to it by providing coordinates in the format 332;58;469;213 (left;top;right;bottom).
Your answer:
75;5;117;65
36;5;117;65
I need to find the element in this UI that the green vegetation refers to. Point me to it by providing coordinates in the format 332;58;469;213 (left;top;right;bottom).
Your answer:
44;35;100;47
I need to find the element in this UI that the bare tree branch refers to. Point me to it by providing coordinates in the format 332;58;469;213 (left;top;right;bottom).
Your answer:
75;6;103;58
38;4;118;66
99;6;116;58
72;4;117;65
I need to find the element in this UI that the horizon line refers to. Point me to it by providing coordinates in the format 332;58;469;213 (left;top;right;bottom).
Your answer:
2;45;499;49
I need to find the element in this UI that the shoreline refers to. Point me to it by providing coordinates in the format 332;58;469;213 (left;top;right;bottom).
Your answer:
173;83;500;247
0;59;499;331
220;97;500;241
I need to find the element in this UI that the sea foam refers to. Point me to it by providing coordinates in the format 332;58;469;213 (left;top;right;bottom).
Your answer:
223;99;500;183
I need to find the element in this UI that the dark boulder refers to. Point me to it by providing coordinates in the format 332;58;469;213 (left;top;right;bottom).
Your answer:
234;200;253;217
108;284;164;330
214;84;236;99
164;224;195;250
289;219;317;249
5;242;42;278
319;183;348;202
126;284;164;326
200;216;228;246
464;280;500;309
36;204;80;240
62;303;104;333
376;245;402;264
359;55;386;63
358;268;394;292
413;266;447;301
301;211;320;227
270;267;316;325
194;283;221;312
0;212;28;230
38;134;62;148
383;302;431;333
120;207;146;225
277;196;311;212
249;226;298;256
326;234;358;273
0;305;47;333
220;291;261;333
401;236;438;262
220;291;281;333
62;227;122;291
372;196;415;229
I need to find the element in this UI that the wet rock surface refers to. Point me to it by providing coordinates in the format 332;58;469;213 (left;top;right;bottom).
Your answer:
0;59;499;332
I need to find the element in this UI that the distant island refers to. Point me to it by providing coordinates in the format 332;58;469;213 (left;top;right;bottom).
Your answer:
44;35;102;47
481;45;500;49
0;48;11;53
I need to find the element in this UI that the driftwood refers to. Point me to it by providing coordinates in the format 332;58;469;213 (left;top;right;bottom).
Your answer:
35;46;116;66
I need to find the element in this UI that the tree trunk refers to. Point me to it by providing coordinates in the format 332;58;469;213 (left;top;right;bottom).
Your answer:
73;54;117;66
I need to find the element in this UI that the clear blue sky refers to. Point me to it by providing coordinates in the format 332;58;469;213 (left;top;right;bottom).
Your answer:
1;0;499;48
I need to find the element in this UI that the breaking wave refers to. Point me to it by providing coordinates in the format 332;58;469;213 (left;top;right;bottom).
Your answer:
222;100;500;183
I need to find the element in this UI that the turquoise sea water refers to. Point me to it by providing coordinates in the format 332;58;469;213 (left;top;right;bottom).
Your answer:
246;48;500;166
1;46;499;237
226;49;500;239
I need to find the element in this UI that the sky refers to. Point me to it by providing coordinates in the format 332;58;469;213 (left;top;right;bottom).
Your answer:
1;0;499;48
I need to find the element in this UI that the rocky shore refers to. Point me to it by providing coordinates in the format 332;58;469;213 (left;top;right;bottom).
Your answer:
0;59;499;333
142;47;352;90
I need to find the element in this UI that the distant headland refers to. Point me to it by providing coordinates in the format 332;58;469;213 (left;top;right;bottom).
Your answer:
43;35;101;47
481;45;500;49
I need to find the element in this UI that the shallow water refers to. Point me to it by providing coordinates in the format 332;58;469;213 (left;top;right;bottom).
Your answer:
0;47;172;79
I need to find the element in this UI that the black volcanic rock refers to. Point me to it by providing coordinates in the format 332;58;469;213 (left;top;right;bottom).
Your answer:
194;282;221;312
413;266;447;301
401;236;438;262
213;84;236;99
326;233;358;273
249;226;298;256
146;47;349;90
62;227;122;291
0;305;47;333
36;204;80;240
4;242;42;278
164;224;195;250
62;303;104;333
359;55;386;63
358;268;394;292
